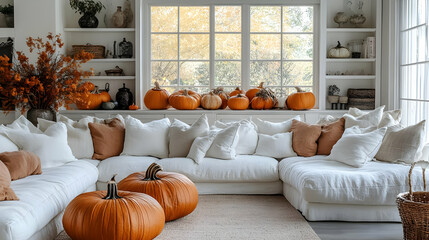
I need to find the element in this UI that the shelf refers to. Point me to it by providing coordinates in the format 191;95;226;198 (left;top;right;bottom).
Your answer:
326;58;376;63
64;28;135;32
88;58;136;63
326;28;376;33
85;76;136;80
0;28;14;38
325;75;376;80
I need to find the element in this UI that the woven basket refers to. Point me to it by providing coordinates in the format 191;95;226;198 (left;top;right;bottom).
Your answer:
397;160;429;240
72;44;105;59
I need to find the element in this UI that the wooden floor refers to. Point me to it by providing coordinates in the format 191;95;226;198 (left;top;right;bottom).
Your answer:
309;222;403;240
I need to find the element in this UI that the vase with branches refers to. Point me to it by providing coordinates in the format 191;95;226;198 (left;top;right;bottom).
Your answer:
0;33;94;125
69;0;105;28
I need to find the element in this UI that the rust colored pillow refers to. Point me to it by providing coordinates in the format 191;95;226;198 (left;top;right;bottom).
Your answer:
0;151;42;180
0;161;18;201
317;118;345;155
89;118;125;160
290;120;322;157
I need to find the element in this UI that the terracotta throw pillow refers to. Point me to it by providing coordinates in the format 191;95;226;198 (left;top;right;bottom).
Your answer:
89;118;125;160
0;151;42;180
290;120;322;157
317;118;345;155
0;161;18;201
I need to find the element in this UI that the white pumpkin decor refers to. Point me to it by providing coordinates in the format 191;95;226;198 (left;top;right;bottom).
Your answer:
276;96;288;109
328;41;351;58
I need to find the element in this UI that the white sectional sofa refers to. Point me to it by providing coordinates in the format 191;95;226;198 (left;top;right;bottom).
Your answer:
0;110;427;240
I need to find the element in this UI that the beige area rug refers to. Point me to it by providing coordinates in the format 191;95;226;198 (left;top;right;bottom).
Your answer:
56;195;320;240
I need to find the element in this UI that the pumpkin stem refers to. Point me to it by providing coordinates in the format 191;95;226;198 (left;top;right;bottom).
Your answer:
235;94;246;98
255;89;271;100
103;174;122;200
235;87;241;91
154;81;161;90
336;41;342;48
258;82;264;88
295;87;304;93
144;163;162;181
213;87;224;95
183;89;189;96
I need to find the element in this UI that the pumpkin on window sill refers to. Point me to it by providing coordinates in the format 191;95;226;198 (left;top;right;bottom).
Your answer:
212;87;229;109
286;87;315;110
245;82;265;101
251;89;275;110
169;89;201;110
201;91;222;110
228;94;249;110
129;104;139;110
144;81;169;110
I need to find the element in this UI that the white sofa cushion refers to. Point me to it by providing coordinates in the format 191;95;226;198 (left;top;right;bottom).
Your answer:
214;120;258;155
376;120;426;164
0;127;19;153
4;122;76;169
279;156;426;205
0;161;98;240
97;156;158;183
344;106;384;129
252;116;300;135
378;110;402;128
122;116;171;158
255;132;296;159
38;115;97;159
169;115;209;157
158;155;279;182
187;135;216;164
328;126;386;167
8;115;42;134
206;123;240;160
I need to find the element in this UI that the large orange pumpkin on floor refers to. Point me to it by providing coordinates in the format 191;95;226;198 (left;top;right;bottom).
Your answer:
245;82;265;101
251;89;275;110
63;175;165;240
118;163;199;222
144;81;170;110
212;87;229;109
228;94;249;110
169;89;201;110
229;87;245;97
286;87;315;110
75;86;111;110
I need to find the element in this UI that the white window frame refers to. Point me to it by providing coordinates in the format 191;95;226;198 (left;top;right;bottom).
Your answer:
141;0;320;103
398;0;429;131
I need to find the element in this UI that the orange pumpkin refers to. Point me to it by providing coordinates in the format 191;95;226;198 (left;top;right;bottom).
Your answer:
228;94;249;110
144;81;170;110
251;89;275;110
118;163;199;222
212;87;229;109
63;175;165;240
286;87;316;110
129;103;139;110
169;89;201;110
245;82;264;102
75;86;111;110
229;87;245;97
201;91;222;110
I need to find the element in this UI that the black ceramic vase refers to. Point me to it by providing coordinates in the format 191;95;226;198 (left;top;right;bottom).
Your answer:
26;108;56;126
116;83;134;110
78;13;99;28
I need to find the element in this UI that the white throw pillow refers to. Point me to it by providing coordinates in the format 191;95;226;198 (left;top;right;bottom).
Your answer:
187;134;216;164
316;115;340;125
214;119;258;155
328;126;387;168
252;116;301;135
122;116;170;158
344;106;385;129
38;115;102;159
375;120;426;164
8;115;42;133
0;126;19;153
255;132;296;159
5;122;76;169
169;115;210;157
206;123;240;160
378;110;402;128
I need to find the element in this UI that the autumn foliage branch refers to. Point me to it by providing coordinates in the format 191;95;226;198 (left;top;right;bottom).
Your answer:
0;33;94;113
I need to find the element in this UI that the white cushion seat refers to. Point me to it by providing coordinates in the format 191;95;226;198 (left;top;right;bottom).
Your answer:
0;161;98;240
158;155;279;183
279;156;426;206
97;156;159;183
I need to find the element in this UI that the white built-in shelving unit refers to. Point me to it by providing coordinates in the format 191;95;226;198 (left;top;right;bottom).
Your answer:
320;0;382;110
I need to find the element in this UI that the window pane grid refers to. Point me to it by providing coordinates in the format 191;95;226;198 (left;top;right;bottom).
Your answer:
150;4;315;98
